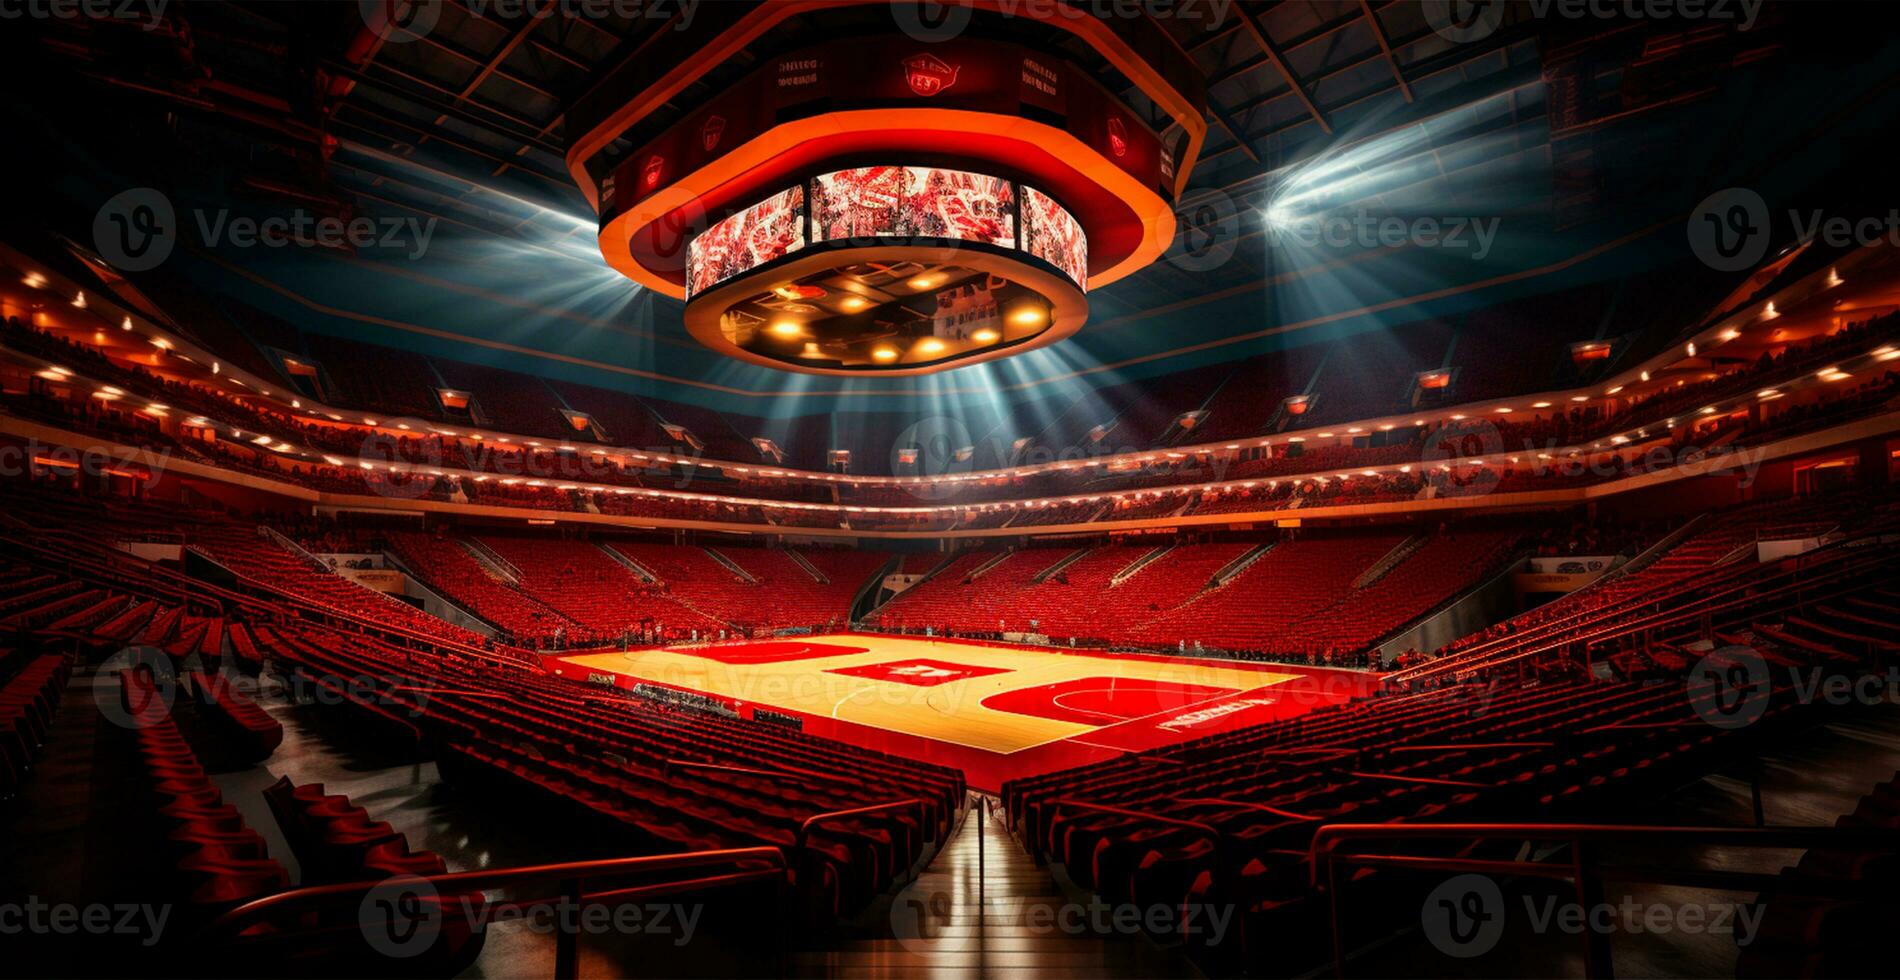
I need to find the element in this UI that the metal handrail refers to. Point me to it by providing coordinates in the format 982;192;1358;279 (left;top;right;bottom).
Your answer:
1338;770;1495;790
663;758;868;790
1389;535;1870;681
195;550;537;673
1398;540;1893;682
203;846;790;979
1174;798;1319;821
1382;742;1553;753
795;798;926;849
1045;799;1222;850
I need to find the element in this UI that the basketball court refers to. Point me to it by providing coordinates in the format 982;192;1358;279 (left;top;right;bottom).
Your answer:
552;633;1381;788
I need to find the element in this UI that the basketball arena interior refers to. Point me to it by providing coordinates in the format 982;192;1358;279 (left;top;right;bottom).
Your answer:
4;2;1900;977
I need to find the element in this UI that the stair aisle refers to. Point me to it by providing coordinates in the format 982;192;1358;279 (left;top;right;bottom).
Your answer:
790;796;1196;978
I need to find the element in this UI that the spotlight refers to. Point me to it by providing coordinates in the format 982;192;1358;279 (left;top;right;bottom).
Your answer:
1009;307;1046;326
872;346;899;361
838;295;869;312
767;320;803;338
972;328;1001;344
907;274;942;291
917;338;947;355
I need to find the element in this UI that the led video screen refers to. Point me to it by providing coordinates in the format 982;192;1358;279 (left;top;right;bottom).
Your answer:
811;166;904;240
687;185;806;297
1021;187;1087;289
812;167;1015;247
902;167;1015;246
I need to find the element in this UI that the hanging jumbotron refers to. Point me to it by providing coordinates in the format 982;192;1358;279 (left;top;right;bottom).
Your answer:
566;1;1208;374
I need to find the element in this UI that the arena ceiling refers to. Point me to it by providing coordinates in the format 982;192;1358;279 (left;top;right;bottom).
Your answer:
9;2;1892;413
204;0;1551;310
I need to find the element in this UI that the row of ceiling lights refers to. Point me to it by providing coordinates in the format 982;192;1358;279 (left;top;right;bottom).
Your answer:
8;260;1864;490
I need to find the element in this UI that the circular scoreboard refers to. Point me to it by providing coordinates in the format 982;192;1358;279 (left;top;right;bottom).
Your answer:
566;1;1208;374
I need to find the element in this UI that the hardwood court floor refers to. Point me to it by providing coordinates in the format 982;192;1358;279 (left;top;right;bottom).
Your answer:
556;634;1374;788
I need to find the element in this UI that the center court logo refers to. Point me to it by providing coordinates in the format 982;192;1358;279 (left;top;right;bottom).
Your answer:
1422;873;1505;957
92;188;177;272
